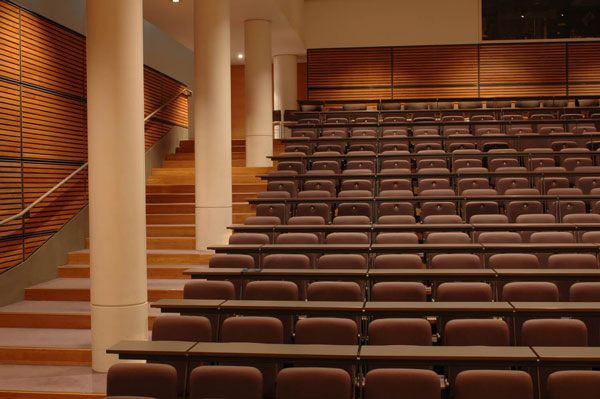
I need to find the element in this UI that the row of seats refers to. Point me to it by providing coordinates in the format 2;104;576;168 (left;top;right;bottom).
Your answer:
299;98;600;112
107;363;600;399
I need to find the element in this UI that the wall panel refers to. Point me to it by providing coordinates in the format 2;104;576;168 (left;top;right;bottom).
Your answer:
308;42;598;100
0;0;188;271
479;43;566;97
307;47;392;100
393;45;478;98
568;42;600;96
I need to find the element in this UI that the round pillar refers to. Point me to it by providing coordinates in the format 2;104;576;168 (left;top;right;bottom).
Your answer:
86;0;148;372
194;0;233;249
244;19;273;167
274;54;298;112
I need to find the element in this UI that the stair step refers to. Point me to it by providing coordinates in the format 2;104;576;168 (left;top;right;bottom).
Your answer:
147;224;195;237
232;203;255;213
162;160;194;168
67;249;212;265
146;184;194;193
233;192;259;202
146;203;195;214
233;183;267;193
58;265;194;279
146;193;194;203
146;214;195;224
84;237;195;250
166;152;194;161
24;278;185;302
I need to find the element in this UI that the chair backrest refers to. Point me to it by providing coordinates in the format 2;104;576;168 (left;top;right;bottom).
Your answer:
470;214;509;224
244;216;281;225
501;282;559;301
548;253;598;269
221;316;283;343
189;366;263;399
183;280;237;300
276;367;352;399
521;319;588;346
276;233;320;244
489;253;540;269
303;180;336;196
547;370;600;399
374;232;418;244
378;202;414;217
325;232;370;244
422;215;464;224
317;254;367;269
477;232;522;243
333;215;372;224
307;281;363;301
107;363;178;399
444;319;510;346
336;202;372;218
453;370;533;399
570;282;600;301
262;254;311;270
208;254;255;269
436;282;492;301
229;233;270;245
287;216;326;226
368;318;432;345
425;232;471;244
364;369;441;399
340;179;373;192
295;317;358;345
268;181;297;197
244;281;299;301
430;254;482;269
371;282;427;301
420;201;458;219
372;254;424;269
153;315;212;342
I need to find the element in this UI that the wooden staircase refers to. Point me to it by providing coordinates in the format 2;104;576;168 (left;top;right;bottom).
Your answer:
0;138;280;398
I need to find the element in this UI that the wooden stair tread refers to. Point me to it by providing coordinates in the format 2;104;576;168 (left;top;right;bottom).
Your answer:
0;364;105;395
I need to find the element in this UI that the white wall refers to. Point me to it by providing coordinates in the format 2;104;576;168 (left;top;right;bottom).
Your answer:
11;0;194;86
304;0;481;48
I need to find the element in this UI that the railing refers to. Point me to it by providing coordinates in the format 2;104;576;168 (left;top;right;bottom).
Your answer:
0;87;191;227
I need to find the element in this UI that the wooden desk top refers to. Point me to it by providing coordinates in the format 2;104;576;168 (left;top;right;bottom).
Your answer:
371;243;484;253
107;340;195;358
209;244;263;253
182;268;247;278
532;346;600;363
360;345;537;364
150;299;227;312
219;300;365;314
495;269;600;280
261;244;371;253
511;302;600;315
368;269;495;280
189;342;359;362
364;301;513;316
243;268;367;279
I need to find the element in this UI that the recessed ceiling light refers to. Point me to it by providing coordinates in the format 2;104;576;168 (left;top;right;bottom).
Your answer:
237;53;244;59
172;0;180;3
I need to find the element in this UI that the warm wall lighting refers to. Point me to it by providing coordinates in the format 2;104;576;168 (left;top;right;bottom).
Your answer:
237;53;244;59
172;0;180;3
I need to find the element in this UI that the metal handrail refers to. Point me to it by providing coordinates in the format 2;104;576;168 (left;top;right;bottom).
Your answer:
0;87;191;226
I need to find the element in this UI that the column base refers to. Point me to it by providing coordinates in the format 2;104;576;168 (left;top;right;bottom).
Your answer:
245;135;273;167
196;206;233;250
91;302;148;372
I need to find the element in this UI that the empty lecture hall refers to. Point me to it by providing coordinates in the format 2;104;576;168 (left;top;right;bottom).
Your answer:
2;0;600;398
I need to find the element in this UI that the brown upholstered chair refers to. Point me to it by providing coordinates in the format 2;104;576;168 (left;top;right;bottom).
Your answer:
453;370;533;399
547;370;600;399
106;363;178;399
275;367;352;399
364;369;441;399
368;318;432;345
189;365;263;399
371;282;427;301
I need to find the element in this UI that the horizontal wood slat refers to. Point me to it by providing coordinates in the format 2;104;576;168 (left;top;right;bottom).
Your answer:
308;42;598;100
393;45;478;98
308;48;392;100
0;0;189;271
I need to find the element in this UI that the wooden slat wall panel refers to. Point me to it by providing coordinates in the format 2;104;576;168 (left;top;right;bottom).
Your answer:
307;48;392;100
479;43;566;97
23;163;87;235
21;87;87;162
0;0;188;271
393;45;478;98
20;12;85;98
0;1;20;80
0;80;21;158
568;42;600;96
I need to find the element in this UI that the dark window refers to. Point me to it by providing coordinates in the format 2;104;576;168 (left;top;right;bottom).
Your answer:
483;0;600;40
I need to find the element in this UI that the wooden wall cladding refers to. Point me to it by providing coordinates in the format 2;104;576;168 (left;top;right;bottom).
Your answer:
308;42;599;100
393;45;478;99
568;42;600;96
479;43;567;97
307;48;392;100
0;0;188;271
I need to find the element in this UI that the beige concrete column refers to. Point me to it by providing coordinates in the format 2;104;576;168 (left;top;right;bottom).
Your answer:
244;19;273;167
194;0;232;249
274;54;298;112
86;0;148;372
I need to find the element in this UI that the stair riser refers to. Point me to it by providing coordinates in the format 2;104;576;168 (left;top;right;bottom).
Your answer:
59;267;191;279
146;214;195;224
24;289;183;302
85;238;195;250
146;204;195;214
0;347;90;366
147;226;195;237
146;194;194;203
146;184;194;193
67;252;212;265
233;203;255;213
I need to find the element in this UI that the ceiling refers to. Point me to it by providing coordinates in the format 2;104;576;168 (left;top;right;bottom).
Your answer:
143;0;306;65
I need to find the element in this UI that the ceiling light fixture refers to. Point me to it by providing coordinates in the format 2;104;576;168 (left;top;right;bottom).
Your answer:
237;53;244;59
172;0;180;3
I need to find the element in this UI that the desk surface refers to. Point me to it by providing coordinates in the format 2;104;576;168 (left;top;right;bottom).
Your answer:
189;342;359;361
220;300;365;313
360;345;537;364
107;340;196;357
511;302;600;314
364;301;513;314
532;346;600;363
150;299;226;311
